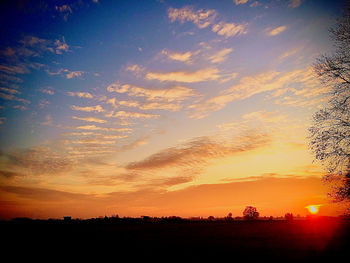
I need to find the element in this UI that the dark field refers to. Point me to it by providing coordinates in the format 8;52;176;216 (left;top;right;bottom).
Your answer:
2;217;349;261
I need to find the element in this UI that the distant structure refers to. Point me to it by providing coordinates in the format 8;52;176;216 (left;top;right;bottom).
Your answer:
63;216;72;221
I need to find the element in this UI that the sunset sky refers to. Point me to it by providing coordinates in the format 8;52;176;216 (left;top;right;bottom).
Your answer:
0;0;346;219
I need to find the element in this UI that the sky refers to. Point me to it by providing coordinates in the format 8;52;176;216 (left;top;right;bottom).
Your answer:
0;0;347;219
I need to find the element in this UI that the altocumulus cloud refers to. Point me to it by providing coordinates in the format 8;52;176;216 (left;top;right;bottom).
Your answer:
125;132;270;171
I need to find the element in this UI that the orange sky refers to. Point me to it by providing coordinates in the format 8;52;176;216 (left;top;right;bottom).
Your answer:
0;0;347;219
0;175;343;219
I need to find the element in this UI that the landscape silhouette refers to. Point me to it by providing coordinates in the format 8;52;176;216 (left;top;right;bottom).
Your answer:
1;0;350;261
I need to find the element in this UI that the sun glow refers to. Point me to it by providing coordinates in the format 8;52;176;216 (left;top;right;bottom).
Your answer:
305;205;321;215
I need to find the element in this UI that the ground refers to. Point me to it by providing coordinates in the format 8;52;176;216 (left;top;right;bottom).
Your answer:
2;217;349;261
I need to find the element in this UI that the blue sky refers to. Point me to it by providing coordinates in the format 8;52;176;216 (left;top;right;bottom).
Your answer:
0;0;347;219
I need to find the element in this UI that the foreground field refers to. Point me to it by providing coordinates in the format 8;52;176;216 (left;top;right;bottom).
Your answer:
2;217;349;261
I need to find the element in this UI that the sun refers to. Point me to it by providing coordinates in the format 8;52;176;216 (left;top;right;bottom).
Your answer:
305;205;321;215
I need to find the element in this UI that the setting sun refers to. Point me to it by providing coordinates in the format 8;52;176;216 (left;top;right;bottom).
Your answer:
305;205;321;215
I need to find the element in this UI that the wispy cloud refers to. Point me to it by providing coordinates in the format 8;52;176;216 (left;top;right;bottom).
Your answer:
217;110;288;133
40;87;54;95
212;22;248;38
288;0;302;8
66;70;84;79
55;37;70;54
126;64;145;76
71;105;104;112
122;136;150;151
107;84;196;102
0;91;30;105
249;1;260;7
0;146;75;177
55;4;73;21
242;110;287;123
126;132;270;171
76;125;131;132
266;26;287;36
110;99;182;112
188;68;319;119
234;0;249;5
72;116;106;123
0;87;20;95
68;92;93;98
168;6;217;29
161;49;194;63
145;67;220;83
168;6;248;38
209;48;233;63
278;47;301;60
106;111;160;119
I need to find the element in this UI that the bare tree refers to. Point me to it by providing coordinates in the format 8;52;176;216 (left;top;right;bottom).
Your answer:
309;3;350;205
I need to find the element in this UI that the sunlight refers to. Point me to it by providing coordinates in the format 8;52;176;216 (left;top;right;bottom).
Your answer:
305;205;321;215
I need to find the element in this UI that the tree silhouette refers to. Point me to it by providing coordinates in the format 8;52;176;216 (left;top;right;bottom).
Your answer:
284;213;294;221
309;3;350;206
243;206;259;220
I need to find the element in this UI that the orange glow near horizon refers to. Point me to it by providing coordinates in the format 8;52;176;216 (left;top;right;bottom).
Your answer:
305;205;321;215
0;1;347;220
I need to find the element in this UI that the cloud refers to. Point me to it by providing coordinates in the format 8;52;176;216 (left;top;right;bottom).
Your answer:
0;65;29;75
0;87;20;95
145;67;220;83
118;100;140;108
55;5;73;21
209;48;233;63
125;132;270;171
72;116;106;123
126;64;145;76
112;99;182;112
68;92;93;98
139;102;182;111
234;0;249;5
140;176;194;189
55;37;70;54
212;22;248;38
288;0;302;8
278;47;300;60
107;84;196;102
107;111;160;119
71;138;116;145
242;110;287;123
122;136;150;151
0;185;88;202
40;87;54;95
71;105;104;112
76;125;130;132
249;1;260;7
188;68;319;118
0;91;30;105
266;26;287;36
218;72;238;83
161;49;194;63
0;146;75;177
168;6;217;29
66;71;84;79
